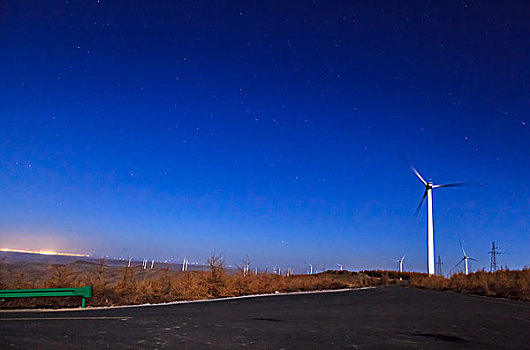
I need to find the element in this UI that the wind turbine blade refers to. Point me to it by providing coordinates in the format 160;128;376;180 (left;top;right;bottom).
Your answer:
433;182;470;189
409;163;427;185
399;154;427;185
468;257;478;262
459;239;467;257
402;255;406;261
453;258;465;270
413;190;428;217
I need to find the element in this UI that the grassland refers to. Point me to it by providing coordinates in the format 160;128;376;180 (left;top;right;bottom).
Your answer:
408;268;530;301
1;256;528;309
0;256;382;309
355;268;530;301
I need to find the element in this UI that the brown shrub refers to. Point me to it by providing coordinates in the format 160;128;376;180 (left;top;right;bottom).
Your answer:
172;271;208;300
3;257;527;310
206;253;227;298
409;268;530;301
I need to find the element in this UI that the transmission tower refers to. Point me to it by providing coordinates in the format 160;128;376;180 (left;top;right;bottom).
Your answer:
489;241;500;272
435;255;443;276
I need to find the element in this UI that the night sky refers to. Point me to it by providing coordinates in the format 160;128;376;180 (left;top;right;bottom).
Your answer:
1;1;528;273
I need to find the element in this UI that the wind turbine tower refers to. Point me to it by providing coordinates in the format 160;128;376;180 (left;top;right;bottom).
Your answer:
308;263;313;275
243;263;249;276
182;257;188;271
406;161;467;275
243;257;250;276
395;255;405;273
336;263;343;271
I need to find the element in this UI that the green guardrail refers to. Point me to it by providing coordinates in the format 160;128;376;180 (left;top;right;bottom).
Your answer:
0;285;92;308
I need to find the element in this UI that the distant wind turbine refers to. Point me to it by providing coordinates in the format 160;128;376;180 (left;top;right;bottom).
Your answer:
395;255;406;273
336;263;343;271
182;257;188;271
453;240;477;275
405;160;468;275
308;263;313;275
243;257;250;276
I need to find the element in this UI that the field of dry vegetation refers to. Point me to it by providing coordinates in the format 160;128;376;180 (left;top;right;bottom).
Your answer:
1;256;528;309
0;255;382;309
408;268;530;302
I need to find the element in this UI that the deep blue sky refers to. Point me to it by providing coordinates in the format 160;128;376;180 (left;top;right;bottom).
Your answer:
1;1;528;273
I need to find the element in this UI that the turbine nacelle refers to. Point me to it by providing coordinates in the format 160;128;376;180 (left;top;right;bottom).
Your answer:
394;255;406;263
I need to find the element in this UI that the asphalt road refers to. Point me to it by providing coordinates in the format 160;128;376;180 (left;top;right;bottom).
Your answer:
0;286;529;349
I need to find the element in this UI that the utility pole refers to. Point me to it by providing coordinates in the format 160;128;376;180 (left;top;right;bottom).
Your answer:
489;241;500;272
435;255;443;276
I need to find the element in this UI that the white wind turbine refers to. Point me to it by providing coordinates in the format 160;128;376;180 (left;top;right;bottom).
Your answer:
243;263;249;276
406;161;467;275
395;255;406;273
336;263;343;271
242;257;250;276
453;240;477;275
308;263;313;275
182;257;188;271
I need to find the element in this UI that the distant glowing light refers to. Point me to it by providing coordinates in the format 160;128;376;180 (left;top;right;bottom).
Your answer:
0;248;88;257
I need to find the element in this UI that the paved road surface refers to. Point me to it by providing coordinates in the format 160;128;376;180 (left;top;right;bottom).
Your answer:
0;286;529;349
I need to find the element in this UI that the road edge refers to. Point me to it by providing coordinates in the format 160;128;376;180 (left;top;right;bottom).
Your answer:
0;286;376;313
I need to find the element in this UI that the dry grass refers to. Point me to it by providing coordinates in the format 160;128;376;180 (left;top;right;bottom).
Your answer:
0;256;383;309
409;268;530;301
3;255;527;309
